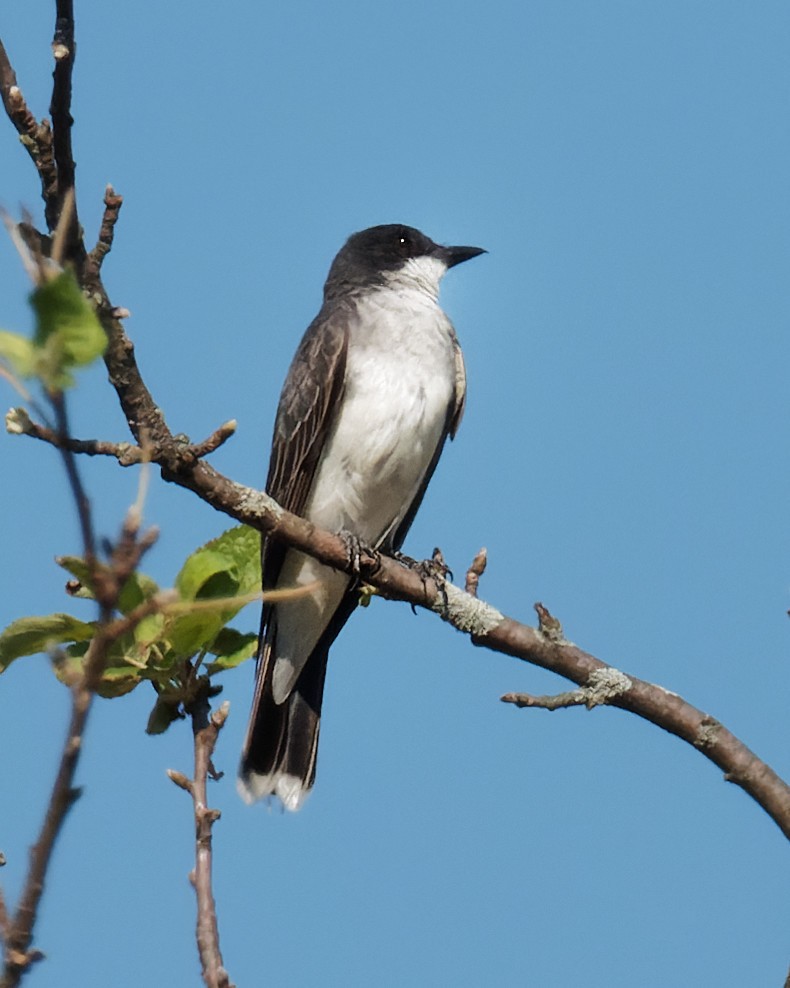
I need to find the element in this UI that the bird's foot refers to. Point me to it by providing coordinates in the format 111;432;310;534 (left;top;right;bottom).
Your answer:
338;530;379;577
394;546;453;581
394;547;453;614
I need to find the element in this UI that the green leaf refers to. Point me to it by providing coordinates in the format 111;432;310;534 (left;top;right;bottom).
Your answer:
95;663;145;698
132;611;165;646
176;525;261;602
0;613;96;672
0;330;36;377
166;612;226;658
56;556;160;611
54;635;173;697
117;570;160;615
206;627;258;673
29;270;106;388
166;526;260;660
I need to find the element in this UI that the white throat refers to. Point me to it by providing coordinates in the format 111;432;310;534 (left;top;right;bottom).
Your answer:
383;254;448;300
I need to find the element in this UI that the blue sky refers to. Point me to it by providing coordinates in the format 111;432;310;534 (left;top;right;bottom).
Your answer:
1;2;789;985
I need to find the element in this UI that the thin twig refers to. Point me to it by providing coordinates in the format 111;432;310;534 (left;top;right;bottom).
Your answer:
85;185;123;281
49;391;96;565
6;411;239;467
169;691;234;988
188;421;238;459
0;42;58;219
501;667;635;711
5;410;143;463
464;547;487;597
501;690;588;710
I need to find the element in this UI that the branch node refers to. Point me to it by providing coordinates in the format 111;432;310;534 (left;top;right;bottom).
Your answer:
582;667;633;707
534;602;564;642
433;582;504;636
694;715;722;750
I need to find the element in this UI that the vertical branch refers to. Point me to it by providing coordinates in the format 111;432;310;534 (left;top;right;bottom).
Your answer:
49;391;96;565
49;0;81;261
168;692;234;988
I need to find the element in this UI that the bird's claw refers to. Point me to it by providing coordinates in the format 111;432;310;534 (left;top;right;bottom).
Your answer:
395;546;453;614
338;530;379;577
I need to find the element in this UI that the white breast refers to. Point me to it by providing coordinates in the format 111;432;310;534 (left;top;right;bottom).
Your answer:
305;285;456;543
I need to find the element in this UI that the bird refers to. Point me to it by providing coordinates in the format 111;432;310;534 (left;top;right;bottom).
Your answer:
238;223;485;810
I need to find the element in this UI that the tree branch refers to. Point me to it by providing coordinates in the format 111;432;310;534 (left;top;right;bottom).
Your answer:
49;0;82;260
1;464;159;986
84;185;122;282
6;406;237;467
0;42;58;223
168;690;234;988
40;424;790;841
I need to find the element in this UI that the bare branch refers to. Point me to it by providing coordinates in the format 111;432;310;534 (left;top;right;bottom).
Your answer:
502;689;589;710
502;667;635;711
6;409;239;467
188;420;238;459
49;391;96;563
170;688;234;988
0;43;58;222
49;0;81;258
85;185;123;281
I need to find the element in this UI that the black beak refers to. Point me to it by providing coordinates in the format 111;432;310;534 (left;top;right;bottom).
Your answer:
441;244;487;269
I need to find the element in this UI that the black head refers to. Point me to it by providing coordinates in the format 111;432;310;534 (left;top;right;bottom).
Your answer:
325;224;485;296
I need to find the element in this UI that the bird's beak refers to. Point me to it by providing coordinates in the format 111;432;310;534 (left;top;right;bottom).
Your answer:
441;244;487;268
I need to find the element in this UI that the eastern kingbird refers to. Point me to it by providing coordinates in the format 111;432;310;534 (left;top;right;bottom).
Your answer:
238;224;485;810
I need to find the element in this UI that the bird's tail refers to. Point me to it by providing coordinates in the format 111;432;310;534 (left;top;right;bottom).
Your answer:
237;637;328;812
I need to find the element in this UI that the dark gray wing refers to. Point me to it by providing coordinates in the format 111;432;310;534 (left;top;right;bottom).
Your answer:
239;301;352;802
